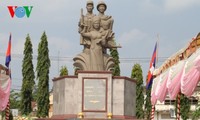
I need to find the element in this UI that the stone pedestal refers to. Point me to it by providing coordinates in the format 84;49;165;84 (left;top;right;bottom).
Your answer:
52;71;136;119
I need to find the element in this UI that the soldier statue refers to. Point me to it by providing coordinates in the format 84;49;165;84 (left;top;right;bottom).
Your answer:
74;0;120;71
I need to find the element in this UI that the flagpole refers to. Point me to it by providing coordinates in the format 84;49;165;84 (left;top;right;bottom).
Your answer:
177;93;181;120
5;100;10;120
5;33;11;120
151;105;155;120
156;34;159;68
150;34;159;120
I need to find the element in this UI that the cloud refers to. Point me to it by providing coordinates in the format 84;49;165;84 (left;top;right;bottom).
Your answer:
118;29;147;45
12;37;25;54
164;0;200;13
48;37;73;55
112;29;151;77
137;0;200;14
0;33;9;52
139;0;159;11
133;0;162;15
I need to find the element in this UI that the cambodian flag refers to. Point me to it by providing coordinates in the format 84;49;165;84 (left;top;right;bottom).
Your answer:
146;42;157;89
5;34;11;68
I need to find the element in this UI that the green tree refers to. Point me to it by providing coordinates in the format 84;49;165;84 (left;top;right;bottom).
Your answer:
145;85;152;119
9;111;13;120
131;64;144;119
10;90;20;109
192;104;200;120
36;32;51;117
180;94;190;120
32;85;38;101
0;90;20;120
74;67;79;75
175;95;178;118
59;66;68;76
110;46;120;76
20;34;35;115
1;111;5;120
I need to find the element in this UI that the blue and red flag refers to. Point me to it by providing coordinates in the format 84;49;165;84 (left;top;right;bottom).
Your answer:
5;34;11;68
146;42;157;89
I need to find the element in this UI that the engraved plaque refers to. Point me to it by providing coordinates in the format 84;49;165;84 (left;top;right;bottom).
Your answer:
83;78;107;111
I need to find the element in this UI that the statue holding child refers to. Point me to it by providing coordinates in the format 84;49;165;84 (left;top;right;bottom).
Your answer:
74;0;120;71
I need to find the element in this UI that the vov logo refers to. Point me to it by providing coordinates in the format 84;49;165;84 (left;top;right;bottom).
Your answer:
7;6;33;18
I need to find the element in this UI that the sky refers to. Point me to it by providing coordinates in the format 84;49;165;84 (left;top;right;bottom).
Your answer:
0;0;200;90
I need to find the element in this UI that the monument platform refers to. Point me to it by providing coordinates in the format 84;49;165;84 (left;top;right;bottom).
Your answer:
51;71;136;120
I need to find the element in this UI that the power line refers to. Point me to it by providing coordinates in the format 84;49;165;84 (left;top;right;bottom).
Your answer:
0;52;169;63
1;52;169;90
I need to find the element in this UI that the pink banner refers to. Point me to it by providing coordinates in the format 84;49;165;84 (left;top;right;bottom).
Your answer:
167;61;185;99
151;76;159;105
181;55;200;96
156;74;168;102
151;48;200;103
0;76;11;111
154;68;170;102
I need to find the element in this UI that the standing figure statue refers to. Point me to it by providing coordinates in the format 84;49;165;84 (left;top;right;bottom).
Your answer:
80;16;106;70
97;1;116;50
78;0;95;53
74;0;120;71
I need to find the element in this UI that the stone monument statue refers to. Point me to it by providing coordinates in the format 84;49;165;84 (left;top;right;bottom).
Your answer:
97;1;116;49
78;0;95;47
52;1;136;119
74;0;120;71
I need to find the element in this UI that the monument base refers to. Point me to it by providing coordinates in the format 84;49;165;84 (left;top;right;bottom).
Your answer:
52;71;136;120
50;114;137;119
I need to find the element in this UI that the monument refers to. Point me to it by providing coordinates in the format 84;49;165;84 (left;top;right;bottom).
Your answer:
52;1;136;119
74;0;119;71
